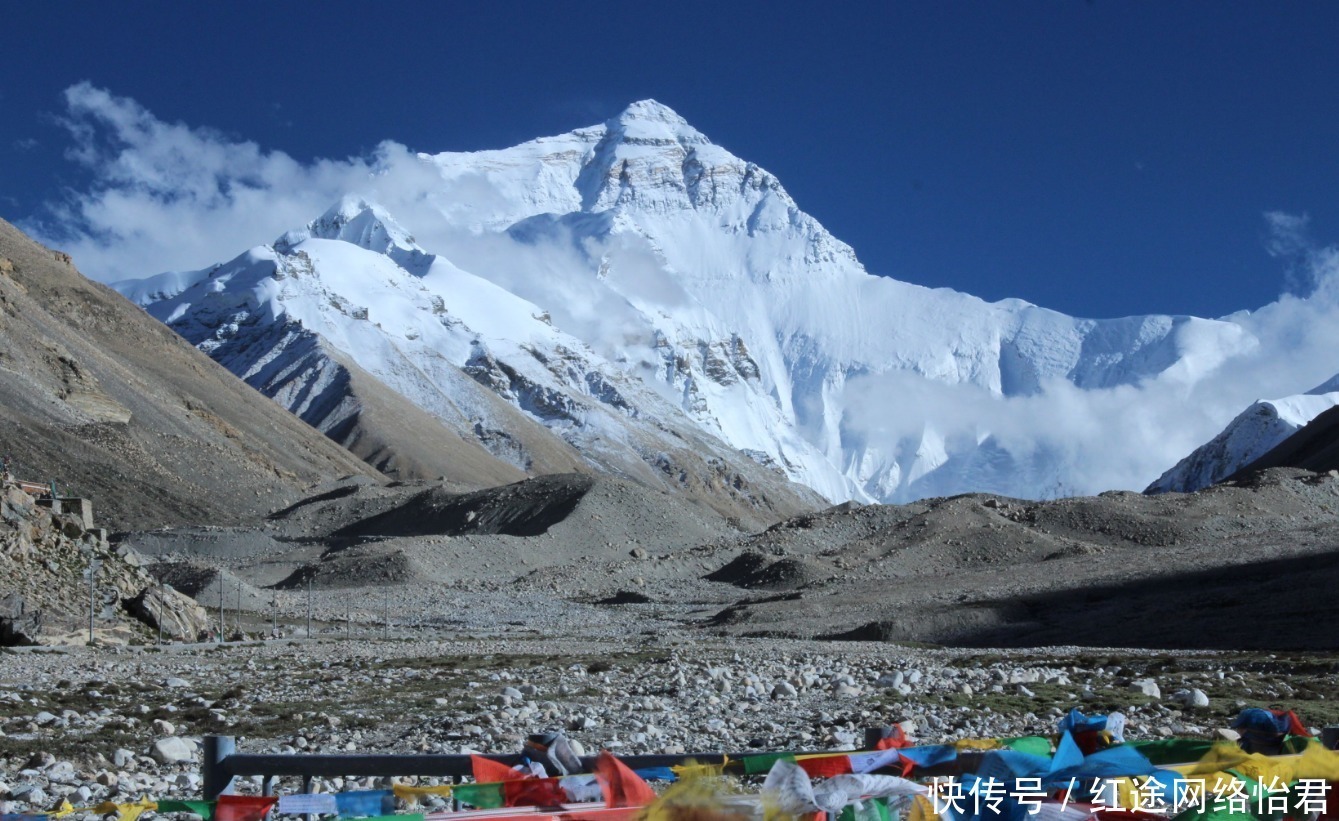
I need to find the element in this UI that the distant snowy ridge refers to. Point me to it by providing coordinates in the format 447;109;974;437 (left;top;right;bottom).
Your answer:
1146;376;1339;494
118;100;1307;504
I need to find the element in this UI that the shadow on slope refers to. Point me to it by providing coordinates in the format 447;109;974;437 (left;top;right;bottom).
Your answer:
335;474;596;539
841;550;1339;651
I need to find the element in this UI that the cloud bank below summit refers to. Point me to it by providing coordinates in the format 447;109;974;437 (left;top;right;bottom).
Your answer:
27;83;1339;500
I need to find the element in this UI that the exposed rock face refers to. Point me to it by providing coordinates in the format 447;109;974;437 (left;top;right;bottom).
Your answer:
126;584;210;642
0;592;42;645
0;477;206;645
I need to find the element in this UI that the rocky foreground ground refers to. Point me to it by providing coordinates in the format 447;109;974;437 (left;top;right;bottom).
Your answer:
3;634;1337;815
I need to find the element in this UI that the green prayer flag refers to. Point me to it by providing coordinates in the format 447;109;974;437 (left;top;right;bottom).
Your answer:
840;796;895;821
1001;737;1052;757
155;801;214;820
1130;739;1215;766
742;753;796;775
453;783;505;810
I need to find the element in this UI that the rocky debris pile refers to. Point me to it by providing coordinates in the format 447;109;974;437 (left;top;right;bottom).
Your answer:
0;634;1310;816
0;479;209;645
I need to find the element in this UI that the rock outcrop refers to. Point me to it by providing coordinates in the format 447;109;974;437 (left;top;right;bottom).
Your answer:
0;477;205;644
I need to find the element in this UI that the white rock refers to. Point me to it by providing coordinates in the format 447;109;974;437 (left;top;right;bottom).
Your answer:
1129;679;1161;699
150;737;196;765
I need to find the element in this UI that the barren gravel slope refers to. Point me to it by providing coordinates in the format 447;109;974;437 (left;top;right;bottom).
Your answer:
0;219;379;529
699;468;1339;649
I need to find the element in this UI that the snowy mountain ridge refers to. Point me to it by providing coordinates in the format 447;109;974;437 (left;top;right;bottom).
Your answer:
1146;377;1339;494
117;100;1299;503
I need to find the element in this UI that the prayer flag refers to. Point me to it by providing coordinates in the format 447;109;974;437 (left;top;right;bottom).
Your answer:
157;800;215;819
277;794;338;815
214;796;277;821
390;785;453;807
595;751;657;808
332;791;392;818
452;783;506;810
472;755;526;783
92;799;157;821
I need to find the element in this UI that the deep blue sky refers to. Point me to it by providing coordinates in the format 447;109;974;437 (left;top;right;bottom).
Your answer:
5;2;1339;319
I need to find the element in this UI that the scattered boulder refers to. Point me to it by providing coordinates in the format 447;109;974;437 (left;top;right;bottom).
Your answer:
0;593;42;646
126;585;210;642
1170;688;1210;709
1129;679;1161;699
150;737;196;765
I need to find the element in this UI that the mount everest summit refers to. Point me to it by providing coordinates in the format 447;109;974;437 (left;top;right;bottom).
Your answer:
115;100;1339;505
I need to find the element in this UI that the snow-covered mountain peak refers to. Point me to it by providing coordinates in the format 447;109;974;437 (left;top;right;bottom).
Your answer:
277;195;433;274
279;196;420;254
608;99;708;146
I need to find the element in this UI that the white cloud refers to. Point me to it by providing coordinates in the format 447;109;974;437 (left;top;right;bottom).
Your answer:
842;236;1339;498
26;83;431;283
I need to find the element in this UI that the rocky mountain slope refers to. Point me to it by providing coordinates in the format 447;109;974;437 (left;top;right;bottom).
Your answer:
118;101;1289;504
0;219;380;530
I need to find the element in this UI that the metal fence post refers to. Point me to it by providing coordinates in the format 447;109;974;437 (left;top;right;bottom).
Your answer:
87;559;96;644
203;735;237;800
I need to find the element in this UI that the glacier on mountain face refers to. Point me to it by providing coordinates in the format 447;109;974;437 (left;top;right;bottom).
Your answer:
115;100;1336;504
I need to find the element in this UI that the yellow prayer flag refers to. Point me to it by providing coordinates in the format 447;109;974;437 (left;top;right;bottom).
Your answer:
907;794;941;821
953;738;1002;751
392;784;454;806
92;798;158;821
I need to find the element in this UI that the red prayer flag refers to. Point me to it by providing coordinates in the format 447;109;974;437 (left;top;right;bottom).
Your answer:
473;755;526;783
874;726;912;750
796;755;854;779
594;751;657;808
214;795;277;821
502;777;568;808
1277;709;1312;737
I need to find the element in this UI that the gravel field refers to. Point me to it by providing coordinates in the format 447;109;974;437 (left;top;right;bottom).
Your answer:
3;631;1337;815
